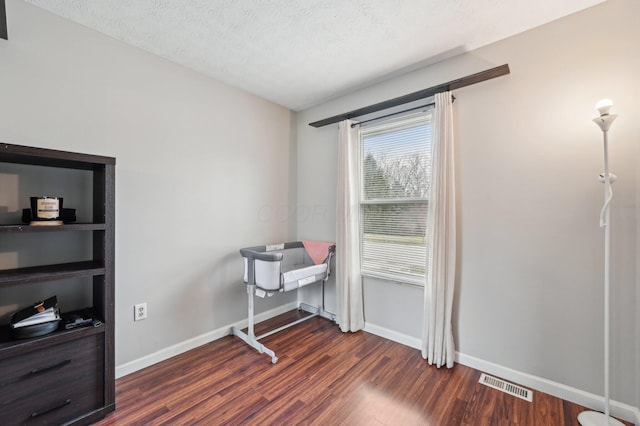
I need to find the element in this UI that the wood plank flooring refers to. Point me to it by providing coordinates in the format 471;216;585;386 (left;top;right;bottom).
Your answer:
95;310;632;426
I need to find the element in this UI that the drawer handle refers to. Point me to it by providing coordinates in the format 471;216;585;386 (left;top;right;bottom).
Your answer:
29;359;72;376
30;398;72;418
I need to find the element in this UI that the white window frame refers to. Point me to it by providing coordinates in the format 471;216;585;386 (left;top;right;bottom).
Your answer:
358;110;433;286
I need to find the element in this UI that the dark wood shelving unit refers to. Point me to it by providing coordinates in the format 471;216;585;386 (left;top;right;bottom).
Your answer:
0;143;115;425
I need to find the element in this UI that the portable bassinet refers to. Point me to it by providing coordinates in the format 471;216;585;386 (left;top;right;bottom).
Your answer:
232;241;335;363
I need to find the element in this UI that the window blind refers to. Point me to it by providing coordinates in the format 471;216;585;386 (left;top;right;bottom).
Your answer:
359;112;433;285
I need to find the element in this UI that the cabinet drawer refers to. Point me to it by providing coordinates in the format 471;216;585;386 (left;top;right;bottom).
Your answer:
3;382;103;426
0;335;104;424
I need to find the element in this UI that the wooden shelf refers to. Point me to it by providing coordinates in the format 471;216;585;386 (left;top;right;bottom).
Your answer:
0;323;105;360
0;261;105;288
1;143;115;169
0;223;106;234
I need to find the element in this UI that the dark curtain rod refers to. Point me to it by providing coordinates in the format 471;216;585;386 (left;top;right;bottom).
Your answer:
309;63;509;128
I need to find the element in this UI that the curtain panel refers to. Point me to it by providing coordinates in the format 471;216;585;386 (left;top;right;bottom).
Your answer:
336;119;365;332
422;91;456;368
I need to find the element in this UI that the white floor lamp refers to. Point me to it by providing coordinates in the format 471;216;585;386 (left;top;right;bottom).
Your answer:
577;99;624;426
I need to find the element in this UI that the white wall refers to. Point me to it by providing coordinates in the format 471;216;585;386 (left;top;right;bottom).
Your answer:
297;0;639;408
0;0;296;367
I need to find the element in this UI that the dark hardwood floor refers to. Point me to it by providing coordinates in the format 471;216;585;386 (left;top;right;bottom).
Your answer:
95;310;631;425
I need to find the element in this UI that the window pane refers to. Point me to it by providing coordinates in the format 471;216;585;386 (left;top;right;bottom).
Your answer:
362;122;431;200
361;202;427;283
359;111;432;285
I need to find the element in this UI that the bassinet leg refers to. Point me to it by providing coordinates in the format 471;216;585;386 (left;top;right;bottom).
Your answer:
247;284;255;338
231;284;279;363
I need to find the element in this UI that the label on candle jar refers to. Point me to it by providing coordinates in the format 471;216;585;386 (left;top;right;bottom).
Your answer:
36;198;60;219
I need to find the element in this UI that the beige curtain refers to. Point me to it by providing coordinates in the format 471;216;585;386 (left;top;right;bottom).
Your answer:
336;119;365;332
422;91;456;368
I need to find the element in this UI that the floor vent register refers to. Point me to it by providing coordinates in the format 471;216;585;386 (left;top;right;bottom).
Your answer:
479;373;533;402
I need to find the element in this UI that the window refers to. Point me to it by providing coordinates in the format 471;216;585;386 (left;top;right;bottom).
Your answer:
359;110;433;285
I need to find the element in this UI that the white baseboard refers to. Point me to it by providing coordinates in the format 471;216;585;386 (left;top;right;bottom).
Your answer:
363;322;421;350
360;324;639;425
115;301;298;378
457;352;639;425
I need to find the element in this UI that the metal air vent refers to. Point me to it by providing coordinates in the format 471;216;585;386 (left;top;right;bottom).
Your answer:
479;373;533;402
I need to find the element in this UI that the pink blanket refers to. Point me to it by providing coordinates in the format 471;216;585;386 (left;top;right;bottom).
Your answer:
302;240;334;265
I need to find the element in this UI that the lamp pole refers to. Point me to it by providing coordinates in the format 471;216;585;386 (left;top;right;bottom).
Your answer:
578;99;622;426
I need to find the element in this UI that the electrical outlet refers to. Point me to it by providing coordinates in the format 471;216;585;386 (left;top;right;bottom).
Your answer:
134;303;147;321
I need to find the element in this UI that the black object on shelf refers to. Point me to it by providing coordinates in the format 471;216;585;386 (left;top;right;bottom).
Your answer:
10;296;61;340
61;308;101;330
10;320;60;339
10;296;58;325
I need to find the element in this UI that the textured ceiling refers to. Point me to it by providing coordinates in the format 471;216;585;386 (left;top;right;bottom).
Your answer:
24;0;604;111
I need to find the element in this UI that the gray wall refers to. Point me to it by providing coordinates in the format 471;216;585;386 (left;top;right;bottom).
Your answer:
0;0;296;366
297;0;639;406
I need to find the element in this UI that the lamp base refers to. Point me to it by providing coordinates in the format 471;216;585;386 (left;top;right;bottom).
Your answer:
578;410;625;426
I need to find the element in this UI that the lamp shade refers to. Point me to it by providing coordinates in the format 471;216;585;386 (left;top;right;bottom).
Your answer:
596;98;614;116
593;99;616;132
